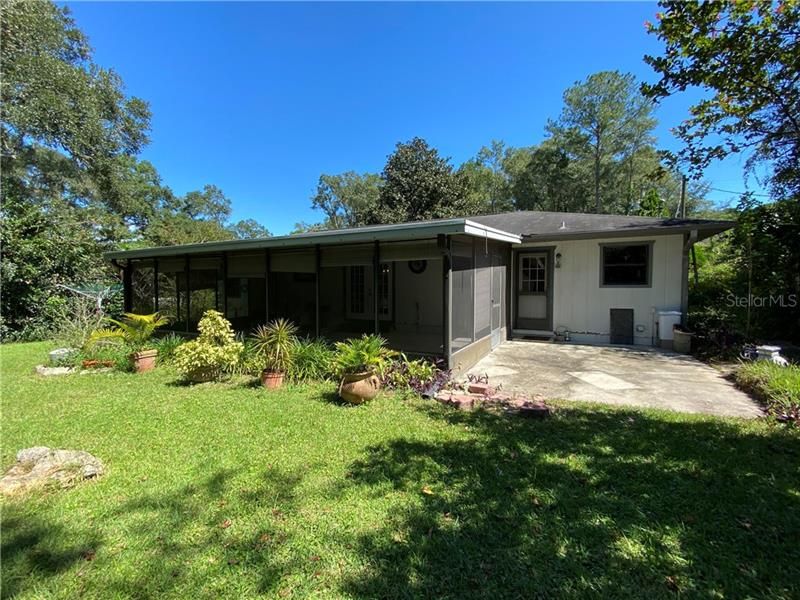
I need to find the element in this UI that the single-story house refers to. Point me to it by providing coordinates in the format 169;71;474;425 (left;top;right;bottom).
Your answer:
105;211;733;373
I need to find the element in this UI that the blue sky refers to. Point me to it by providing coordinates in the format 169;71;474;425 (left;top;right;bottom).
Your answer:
67;2;764;234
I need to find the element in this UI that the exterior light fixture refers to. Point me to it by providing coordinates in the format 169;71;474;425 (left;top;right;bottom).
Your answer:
555;252;562;268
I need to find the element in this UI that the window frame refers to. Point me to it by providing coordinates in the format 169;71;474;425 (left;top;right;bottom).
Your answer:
518;253;547;295
599;241;654;288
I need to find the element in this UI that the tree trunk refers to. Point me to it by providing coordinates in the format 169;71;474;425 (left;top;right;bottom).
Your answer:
594;159;601;213
594;140;602;213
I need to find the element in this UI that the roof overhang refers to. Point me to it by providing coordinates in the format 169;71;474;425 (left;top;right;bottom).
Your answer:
517;221;734;244
103;218;522;261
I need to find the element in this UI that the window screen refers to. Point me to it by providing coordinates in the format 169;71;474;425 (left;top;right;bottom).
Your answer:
602;244;650;286
450;241;474;351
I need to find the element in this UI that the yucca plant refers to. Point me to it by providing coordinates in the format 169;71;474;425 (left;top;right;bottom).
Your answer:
88;312;169;352
251;318;298;375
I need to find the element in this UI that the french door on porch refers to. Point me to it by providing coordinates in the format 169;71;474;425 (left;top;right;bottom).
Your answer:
345;264;392;321
515;250;553;331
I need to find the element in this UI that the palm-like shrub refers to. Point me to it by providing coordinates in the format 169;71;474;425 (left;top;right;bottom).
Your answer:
88;312;168;351
333;334;396;377
173;310;243;382
251;319;298;374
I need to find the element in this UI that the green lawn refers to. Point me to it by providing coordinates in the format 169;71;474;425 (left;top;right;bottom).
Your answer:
2;342;799;599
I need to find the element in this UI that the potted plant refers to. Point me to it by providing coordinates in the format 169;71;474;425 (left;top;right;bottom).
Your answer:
333;334;396;404
251;318;298;388
88;312;169;373
673;324;694;354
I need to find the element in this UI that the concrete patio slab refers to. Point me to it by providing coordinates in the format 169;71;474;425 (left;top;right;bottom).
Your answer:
466;341;763;418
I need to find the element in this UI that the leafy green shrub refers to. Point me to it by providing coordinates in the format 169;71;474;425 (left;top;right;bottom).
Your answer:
251;318;298;374
333;334;396;377
225;339;264;377
153;333;185;364
173;311;243;382
735;361;800;425
288;338;335;382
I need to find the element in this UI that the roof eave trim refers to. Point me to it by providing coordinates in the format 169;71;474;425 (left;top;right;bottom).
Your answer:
516;222;734;243
103;218;521;261
463;220;522;244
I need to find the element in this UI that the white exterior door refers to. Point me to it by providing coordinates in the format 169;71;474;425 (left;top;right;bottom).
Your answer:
516;251;551;331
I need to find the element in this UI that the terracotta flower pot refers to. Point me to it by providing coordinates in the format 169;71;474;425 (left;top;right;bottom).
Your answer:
261;370;284;389
338;371;381;404
81;359;114;369
131;349;157;373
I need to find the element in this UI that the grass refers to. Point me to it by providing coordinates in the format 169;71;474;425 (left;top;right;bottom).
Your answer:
2;342;800;599
734;361;800;423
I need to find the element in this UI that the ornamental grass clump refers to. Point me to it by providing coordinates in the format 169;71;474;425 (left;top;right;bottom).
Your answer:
173;310;243;383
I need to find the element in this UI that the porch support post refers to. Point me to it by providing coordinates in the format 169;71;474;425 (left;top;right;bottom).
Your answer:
264;248;271;323
153;258;159;313
315;245;321;338
185;255;191;333
681;230;697;327
373;240;380;334
506;247;513;336
439;234;452;366
222;252;228;317
123;260;133;313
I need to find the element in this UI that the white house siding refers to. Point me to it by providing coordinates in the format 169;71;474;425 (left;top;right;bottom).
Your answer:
518;234;684;346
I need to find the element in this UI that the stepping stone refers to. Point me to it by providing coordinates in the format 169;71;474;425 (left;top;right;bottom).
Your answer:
467;382;495;396
516;403;551;419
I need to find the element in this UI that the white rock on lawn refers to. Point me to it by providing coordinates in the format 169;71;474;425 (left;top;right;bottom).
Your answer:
0;447;105;496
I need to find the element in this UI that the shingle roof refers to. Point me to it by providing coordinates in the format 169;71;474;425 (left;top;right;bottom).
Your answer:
470;211;733;241
105;210;734;260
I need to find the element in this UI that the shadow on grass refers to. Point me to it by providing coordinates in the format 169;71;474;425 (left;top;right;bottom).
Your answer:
1;507;105;598
339;402;800;599
1;467;306;598
100;467;305;597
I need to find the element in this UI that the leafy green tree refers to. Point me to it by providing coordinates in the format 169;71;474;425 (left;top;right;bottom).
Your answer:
458;141;514;213
691;198;800;342
0;0;152;337
1;0;150;182
229;219;271;240
0;1;241;337
546;71;658;213
0;190;108;338
507;144;587;212
638;189;667;217
365;138;480;224
144;186;230;246
311;172;381;229
643;0;800;199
